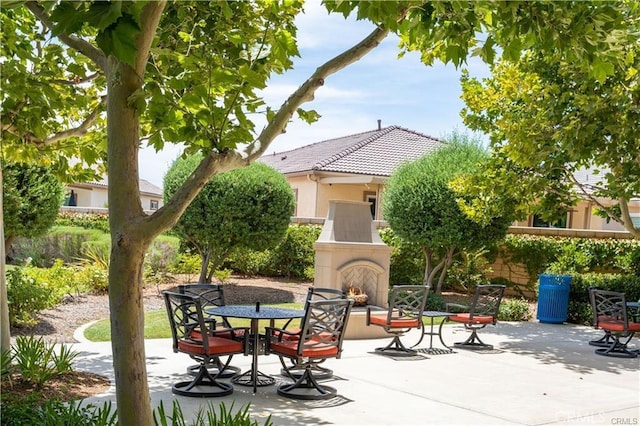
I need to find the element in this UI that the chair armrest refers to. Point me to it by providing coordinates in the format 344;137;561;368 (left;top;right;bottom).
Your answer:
445;303;468;313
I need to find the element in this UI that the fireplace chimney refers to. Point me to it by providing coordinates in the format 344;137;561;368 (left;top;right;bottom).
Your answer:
377;119;381;130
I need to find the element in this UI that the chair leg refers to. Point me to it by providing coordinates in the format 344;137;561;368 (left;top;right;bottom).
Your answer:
280;357;334;380
453;326;493;350
594;333;639;358
588;331;615;348
277;363;337;400
172;360;234;398
186;356;240;378
375;334;417;356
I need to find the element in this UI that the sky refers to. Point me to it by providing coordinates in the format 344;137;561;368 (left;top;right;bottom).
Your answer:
138;2;491;188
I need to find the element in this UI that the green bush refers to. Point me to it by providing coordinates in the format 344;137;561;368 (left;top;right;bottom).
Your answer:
11;336;78;387
143;236;180;284
55;211;110;233
379;227;424;285
566;273;640;324
226;225;321;280
6;269;52;327
10;226;109;267
500;235;639;286
425;292;446;311
498;298;532;321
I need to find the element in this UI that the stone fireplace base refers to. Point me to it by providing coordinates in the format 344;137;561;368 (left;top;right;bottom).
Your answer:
344;306;389;340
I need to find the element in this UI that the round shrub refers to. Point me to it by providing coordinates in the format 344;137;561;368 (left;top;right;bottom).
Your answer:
498;298;532;321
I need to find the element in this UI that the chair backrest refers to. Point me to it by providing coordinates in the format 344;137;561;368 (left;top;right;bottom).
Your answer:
590;289;631;331
178;284;230;327
178;283;226;307
468;285;506;321
385;285;430;323
163;290;210;354
296;298;354;358
305;287;346;308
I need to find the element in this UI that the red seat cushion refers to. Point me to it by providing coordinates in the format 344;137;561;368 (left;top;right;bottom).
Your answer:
369;314;419;328
178;335;243;355
270;339;338;358
599;320;640;332
449;313;495;324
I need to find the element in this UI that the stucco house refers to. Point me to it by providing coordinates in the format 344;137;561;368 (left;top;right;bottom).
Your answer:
63;176;163;212
260;125;639;233
259;125;444;220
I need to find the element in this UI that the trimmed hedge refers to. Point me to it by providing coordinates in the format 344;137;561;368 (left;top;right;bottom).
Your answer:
567;273;640;325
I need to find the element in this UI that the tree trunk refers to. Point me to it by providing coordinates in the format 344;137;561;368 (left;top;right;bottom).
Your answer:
106;56;155;425
199;248;211;284
0;165;10;353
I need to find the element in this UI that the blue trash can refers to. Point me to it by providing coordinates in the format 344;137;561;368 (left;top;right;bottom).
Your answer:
536;274;571;324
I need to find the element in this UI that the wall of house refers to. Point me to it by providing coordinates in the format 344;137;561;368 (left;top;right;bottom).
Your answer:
288;176;318;217
66;185;163;211
513;199;640;232
69;186;109;208
315;183;383;219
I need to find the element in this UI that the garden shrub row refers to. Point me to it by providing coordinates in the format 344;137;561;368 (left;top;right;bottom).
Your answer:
566;273;640;325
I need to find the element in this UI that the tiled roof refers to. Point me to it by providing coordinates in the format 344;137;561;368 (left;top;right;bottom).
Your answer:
259;125;444;176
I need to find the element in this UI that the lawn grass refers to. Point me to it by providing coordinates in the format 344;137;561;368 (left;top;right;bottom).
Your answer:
83;302;304;342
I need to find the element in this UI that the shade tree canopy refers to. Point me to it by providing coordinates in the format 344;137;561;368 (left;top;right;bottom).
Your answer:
383;134;513;294
164;158;294;283
456;30;640;238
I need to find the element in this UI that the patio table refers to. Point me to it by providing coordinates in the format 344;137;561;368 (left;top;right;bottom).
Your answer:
205;304;304;393
412;311;455;353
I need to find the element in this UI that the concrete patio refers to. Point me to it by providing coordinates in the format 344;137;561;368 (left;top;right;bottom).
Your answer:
74;321;639;425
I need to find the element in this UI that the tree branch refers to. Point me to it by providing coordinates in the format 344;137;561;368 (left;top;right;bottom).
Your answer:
242;24;390;161
141;149;247;238
25;1;107;70
9;96;106;147
135;2;166;75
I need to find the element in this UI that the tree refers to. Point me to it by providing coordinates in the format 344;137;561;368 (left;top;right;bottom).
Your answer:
2;162;63;251
457;40;640;238
2;1;635;423
164;158;294;283
383;135;513;294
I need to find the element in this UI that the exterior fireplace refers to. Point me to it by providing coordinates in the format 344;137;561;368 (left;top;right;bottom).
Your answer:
314;200;392;339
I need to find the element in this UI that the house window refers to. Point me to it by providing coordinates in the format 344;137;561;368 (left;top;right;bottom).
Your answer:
531;213;568;228
150;200;159;210
364;191;377;219
631;214;640;228
64;190;77;207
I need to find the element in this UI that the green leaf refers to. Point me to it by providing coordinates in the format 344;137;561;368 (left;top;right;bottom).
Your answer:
110;15;141;66
590;58;614;82
50;2;85;35
86;1;122;31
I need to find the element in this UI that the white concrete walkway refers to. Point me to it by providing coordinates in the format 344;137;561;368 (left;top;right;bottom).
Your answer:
73;321;639;425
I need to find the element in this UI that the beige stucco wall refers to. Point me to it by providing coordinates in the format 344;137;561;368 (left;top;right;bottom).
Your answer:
315;183;383;219
288;176;318;217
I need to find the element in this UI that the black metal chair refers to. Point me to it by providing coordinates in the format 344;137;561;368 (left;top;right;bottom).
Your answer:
177;284;241;378
279;287;347;379
266;298;354;400
163;290;248;397
587;287;616;348
589;289;640;358
447;284;506;350
366;285;429;356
